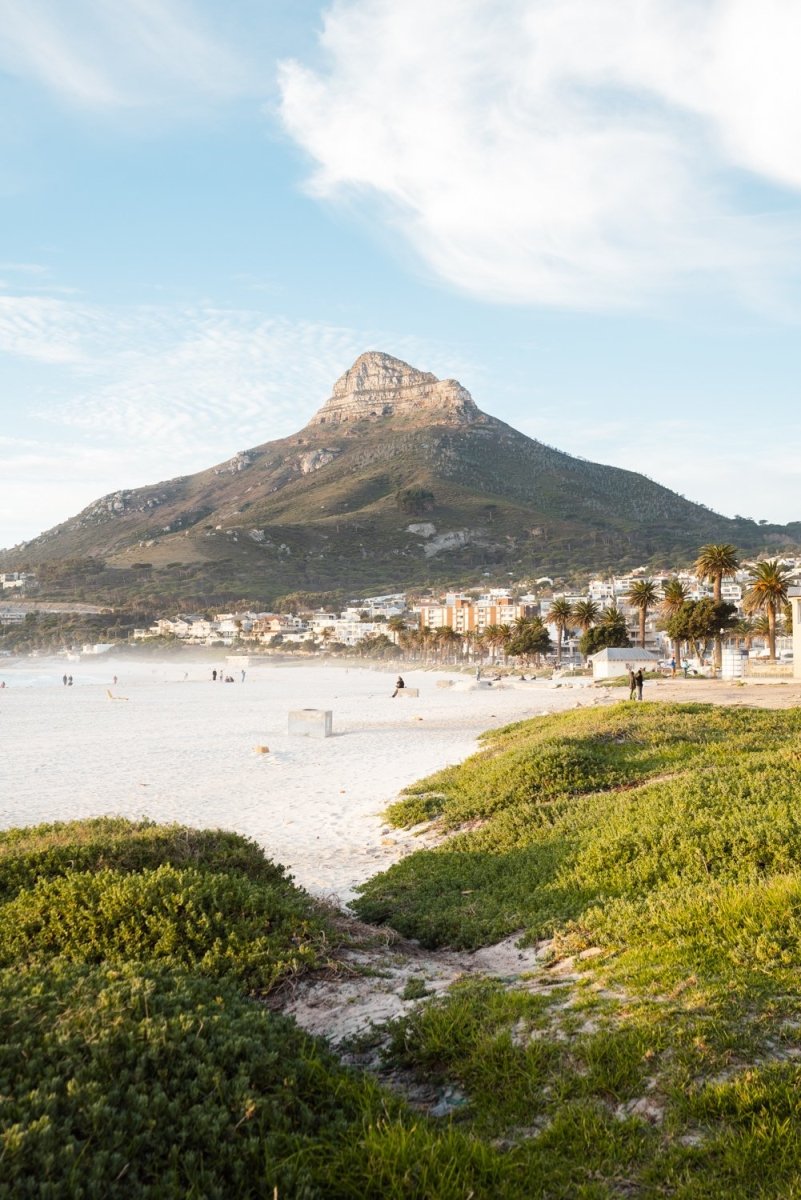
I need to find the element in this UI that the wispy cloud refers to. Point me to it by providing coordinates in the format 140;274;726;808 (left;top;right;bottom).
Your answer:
0;0;259;108
278;0;801;310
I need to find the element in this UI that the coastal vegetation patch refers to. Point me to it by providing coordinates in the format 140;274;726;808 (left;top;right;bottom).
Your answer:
360;703;801;947
347;702;801;1197
0;819;540;1197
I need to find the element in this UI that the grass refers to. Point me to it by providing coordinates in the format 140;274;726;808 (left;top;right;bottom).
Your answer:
360;703;801;947
346;701;801;1196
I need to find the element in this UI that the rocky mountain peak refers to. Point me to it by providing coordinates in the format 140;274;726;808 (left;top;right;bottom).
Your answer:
306;351;481;427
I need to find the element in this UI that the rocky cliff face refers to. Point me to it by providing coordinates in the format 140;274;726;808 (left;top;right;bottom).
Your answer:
307;351;480;427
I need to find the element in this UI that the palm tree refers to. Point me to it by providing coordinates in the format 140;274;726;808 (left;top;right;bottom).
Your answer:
660;578;688;670
744;559;791;662
731;617;755;652
436;626;461;664
625;579;659;649
694;543;739;671
548;596;573;664
387;614;407;645
571;598;599;635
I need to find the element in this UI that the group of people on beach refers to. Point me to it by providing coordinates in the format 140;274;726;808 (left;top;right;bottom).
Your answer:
628;667;645;701
211;669;246;683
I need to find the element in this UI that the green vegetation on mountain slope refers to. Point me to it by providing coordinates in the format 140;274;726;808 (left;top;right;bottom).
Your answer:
4;412;798;606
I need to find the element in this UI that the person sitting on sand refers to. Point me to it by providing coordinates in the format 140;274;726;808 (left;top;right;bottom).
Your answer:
391;676;405;697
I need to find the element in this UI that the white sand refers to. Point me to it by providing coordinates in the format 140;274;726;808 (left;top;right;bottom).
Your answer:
0;657;599;904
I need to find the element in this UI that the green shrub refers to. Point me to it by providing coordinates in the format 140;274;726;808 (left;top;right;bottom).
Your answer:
0;817;288;902
355;705;801;948
0;962;369;1198
0;963;544;1199
0;864;324;991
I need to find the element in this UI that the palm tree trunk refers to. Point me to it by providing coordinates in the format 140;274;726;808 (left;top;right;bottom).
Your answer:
639;610;646;649
768;607;776;662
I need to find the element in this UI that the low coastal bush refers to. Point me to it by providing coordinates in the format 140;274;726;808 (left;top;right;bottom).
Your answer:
0;863;325;991
0;962;351;1197
0;962;546;1199
355;704;801;948
0;817;289;901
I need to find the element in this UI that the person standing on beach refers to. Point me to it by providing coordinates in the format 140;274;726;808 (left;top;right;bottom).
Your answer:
628;667;636;700
62;674;67;686
635;669;644;701
212;670;217;682
240;670;246;683
392;676;405;697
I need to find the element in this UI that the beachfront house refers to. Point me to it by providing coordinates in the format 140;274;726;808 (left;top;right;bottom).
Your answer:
588;647;661;681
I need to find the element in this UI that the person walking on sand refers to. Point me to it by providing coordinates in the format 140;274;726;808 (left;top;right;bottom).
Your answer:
391;675;405;698
635;669;644;701
628;667;636;701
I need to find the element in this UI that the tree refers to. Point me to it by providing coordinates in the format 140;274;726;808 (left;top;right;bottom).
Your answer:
731;617;755;651
744;559;791;662
482;624;503;664
694;544;739;671
571;599;599;635
659;578;689;669
507;618;552;665
578;607;630;657
387;614;407;645
395;487;435;516
665;599;736;665
625;579;659;648
548;597;573;664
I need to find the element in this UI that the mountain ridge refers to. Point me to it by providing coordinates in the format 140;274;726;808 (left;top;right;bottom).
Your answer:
2;352;798;605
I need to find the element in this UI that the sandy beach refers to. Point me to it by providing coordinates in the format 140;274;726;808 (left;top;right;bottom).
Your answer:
1;657;605;903
4;658;799;904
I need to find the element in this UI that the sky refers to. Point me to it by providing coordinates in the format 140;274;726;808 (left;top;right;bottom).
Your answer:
2;0;801;548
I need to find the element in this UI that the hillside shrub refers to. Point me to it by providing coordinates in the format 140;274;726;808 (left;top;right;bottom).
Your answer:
355;704;801;948
0;817;290;902
0;864;325;991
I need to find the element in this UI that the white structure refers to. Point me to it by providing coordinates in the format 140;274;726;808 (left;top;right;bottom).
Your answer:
789;587;801;679
588;647;661;681
721;647;747;679
288;709;333;738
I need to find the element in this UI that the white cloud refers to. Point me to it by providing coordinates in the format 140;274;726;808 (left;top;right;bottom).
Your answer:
278;0;801;308
0;0;258;108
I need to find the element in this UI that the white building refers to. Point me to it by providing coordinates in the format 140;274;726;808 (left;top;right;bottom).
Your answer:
588;647;661;681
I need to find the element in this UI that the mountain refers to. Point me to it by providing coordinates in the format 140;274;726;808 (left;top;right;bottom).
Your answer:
3;352;798;606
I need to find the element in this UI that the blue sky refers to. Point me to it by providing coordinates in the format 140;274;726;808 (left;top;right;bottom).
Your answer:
2;0;801;547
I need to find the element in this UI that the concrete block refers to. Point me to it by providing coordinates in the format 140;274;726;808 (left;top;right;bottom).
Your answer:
288;708;333;738
397;688;419;698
